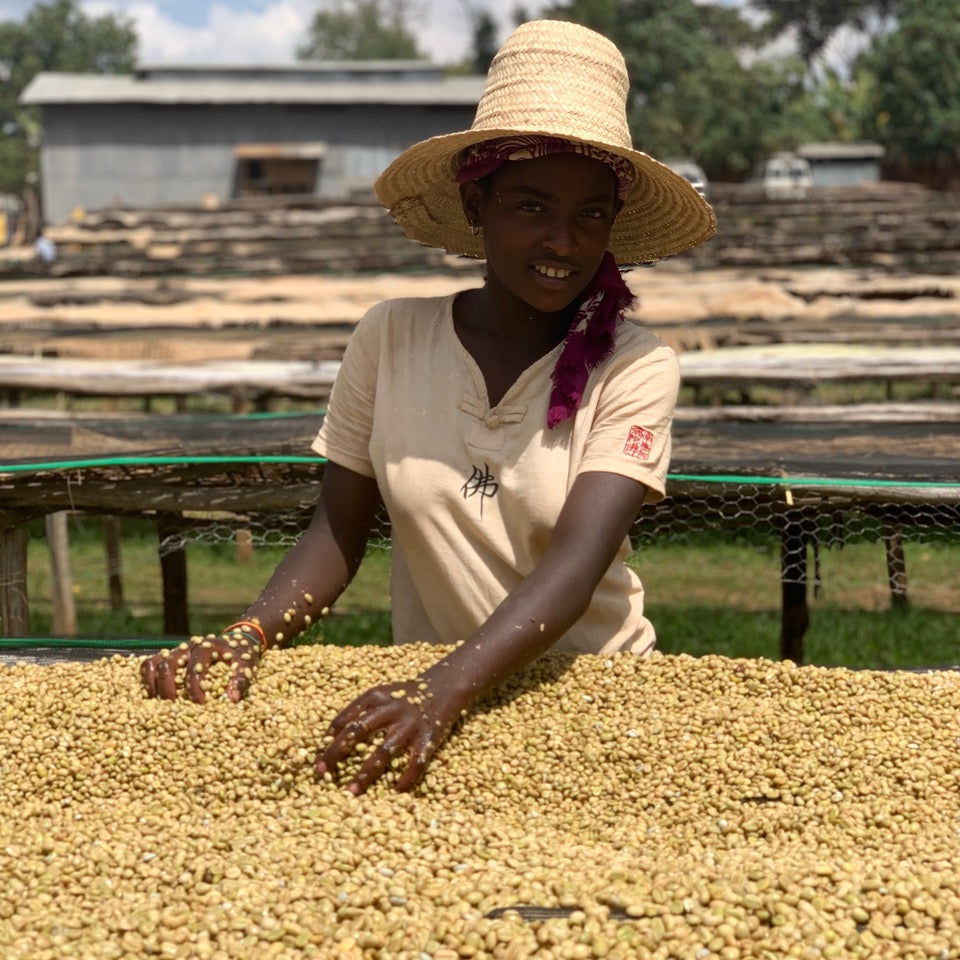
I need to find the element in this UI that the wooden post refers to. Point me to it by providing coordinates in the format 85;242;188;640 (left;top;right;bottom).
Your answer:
780;514;809;664
883;525;909;610
232;392;254;414
0;521;30;637
104;516;125;612
157;514;190;637
236;527;254;564
45;511;77;636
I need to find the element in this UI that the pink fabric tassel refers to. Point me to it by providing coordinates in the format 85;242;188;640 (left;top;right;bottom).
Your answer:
547;252;635;429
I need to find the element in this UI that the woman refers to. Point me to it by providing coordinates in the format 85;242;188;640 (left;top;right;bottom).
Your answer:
141;19;716;794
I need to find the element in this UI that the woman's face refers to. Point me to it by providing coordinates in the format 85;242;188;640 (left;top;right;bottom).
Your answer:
461;152;622;315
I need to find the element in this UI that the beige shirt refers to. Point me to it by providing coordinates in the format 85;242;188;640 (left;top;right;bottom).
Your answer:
313;293;679;655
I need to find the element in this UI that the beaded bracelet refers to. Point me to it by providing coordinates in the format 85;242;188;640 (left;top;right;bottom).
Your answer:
223;620;268;656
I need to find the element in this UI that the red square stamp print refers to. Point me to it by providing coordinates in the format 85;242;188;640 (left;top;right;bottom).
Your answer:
623;425;655;460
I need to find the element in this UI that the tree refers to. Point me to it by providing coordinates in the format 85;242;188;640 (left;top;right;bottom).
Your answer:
461;1;499;74
297;0;424;60
446;4;531;76
543;0;825;178
512;4;531;24
860;0;960;176
809;65;881;143
0;0;137;196
749;0;900;65
638;50;832;178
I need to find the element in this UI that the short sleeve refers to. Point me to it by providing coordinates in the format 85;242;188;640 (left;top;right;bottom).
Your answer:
577;343;680;502
311;304;384;478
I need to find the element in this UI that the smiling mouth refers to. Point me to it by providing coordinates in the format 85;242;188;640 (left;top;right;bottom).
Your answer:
533;265;574;279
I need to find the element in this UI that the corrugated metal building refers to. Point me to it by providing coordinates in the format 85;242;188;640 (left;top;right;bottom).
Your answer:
21;63;485;223
797;142;886;188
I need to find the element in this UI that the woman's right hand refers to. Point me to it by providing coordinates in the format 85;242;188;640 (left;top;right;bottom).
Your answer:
140;628;262;704
139;464;380;707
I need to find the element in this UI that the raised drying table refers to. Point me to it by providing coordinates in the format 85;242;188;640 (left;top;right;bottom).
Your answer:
1;404;958;660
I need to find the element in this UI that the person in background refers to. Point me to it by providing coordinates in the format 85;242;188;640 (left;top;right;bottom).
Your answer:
141;18;716;794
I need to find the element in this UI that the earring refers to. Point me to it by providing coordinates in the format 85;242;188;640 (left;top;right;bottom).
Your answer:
469;223;481;237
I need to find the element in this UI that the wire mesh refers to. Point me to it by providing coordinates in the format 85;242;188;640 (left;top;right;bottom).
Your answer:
157;480;960;598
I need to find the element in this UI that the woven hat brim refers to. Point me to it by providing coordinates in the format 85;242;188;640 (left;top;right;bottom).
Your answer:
375;128;717;264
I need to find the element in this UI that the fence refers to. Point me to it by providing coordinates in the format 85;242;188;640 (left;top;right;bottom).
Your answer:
1;408;958;665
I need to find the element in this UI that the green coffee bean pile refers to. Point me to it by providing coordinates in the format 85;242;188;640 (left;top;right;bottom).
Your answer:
1;646;959;959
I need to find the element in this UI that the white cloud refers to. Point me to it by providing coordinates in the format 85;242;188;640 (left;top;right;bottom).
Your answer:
82;0;314;63
78;0;551;66
412;0;551;63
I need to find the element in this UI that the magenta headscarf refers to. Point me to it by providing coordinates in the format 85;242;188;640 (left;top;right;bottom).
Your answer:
456;135;636;429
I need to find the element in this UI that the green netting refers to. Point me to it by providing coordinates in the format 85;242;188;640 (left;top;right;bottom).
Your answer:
3;449;958;652
0;637;171;650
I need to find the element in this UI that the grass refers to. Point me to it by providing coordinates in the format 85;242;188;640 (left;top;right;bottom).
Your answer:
22;516;393;646
632;539;960;668
677;378;950;407
13;515;960;669
3;391;323;418
647;605;958;669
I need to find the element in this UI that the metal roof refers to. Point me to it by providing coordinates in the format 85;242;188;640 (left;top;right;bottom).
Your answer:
797;141;886;161
135;61;448;81
21;71;486;107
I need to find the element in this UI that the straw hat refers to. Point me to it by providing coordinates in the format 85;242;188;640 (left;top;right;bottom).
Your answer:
374;19;716;264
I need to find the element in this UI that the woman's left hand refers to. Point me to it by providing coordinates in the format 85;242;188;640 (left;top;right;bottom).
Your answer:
316;680;462;795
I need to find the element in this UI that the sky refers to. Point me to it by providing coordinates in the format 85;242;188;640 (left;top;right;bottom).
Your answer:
0;0;868;79
0;0;552;66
